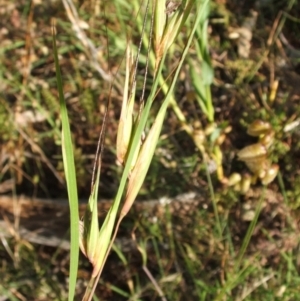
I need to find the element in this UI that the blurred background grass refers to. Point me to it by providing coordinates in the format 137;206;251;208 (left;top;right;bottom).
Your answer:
1;0;300;300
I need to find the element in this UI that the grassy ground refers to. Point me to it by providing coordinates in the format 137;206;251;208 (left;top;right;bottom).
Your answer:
1;0;300;300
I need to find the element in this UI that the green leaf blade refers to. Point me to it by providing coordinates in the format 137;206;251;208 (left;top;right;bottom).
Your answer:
52;27;79;301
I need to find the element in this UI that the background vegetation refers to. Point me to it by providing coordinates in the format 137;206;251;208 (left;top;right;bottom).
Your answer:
1;0;300;300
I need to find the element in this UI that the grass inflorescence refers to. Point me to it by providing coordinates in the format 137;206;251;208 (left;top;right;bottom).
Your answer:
1;0;300;300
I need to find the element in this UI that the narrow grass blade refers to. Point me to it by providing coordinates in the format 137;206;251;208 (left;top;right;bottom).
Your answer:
52;23;79;301
234;188;266;271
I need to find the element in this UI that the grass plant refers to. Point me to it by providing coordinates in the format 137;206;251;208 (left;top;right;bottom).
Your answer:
54;1;206;300
1;0;300;300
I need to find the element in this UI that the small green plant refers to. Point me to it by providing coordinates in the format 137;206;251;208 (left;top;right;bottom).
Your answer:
53;1;205;300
